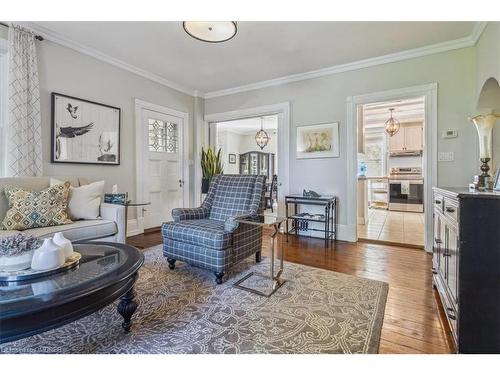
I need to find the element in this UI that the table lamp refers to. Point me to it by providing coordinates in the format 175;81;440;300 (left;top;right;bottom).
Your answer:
469;78;500;189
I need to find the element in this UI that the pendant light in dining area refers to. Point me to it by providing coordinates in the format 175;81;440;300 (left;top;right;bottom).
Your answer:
255;117;270;150
385;108;401;137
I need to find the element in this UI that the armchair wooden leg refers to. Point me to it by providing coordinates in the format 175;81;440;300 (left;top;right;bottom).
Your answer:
167;258;176;270
214;271;224;284
255;251;262;263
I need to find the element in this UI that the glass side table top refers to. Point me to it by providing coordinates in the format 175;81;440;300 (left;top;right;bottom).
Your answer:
234;214;286;227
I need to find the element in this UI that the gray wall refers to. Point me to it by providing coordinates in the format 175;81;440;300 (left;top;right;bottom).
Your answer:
205;47;477;232
35;40;195;216
476;22;500;171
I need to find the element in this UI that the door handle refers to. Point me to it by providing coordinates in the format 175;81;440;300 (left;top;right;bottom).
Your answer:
435;200;441;205
178;179;183;187
445;207;455;213
435;238;442;244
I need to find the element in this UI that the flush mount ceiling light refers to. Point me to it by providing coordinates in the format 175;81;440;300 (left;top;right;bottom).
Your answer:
255;117;270;150
385;108;401;137
183;21;237;43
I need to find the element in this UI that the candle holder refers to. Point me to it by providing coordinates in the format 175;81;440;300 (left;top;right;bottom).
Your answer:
478;157;491;189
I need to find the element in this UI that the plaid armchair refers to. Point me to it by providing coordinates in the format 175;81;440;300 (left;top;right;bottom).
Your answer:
162;174;266;284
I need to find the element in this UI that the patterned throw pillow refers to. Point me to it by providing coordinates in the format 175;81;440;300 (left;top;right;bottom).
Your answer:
1;182;73;230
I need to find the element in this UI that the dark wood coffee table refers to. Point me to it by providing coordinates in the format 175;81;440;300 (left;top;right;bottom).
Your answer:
0;242;144;344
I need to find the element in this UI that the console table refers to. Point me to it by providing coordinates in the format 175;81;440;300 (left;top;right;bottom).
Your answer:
285;195;337;247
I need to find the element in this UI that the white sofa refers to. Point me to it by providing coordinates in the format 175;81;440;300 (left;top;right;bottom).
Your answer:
0;176;126;243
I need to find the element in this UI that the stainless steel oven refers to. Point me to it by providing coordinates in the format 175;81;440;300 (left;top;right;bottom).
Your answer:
388;167;424;212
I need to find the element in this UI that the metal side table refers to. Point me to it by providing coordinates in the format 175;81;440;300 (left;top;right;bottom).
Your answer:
233;214;286;297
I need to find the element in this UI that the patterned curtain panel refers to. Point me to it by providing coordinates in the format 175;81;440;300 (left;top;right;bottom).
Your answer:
7;25;42;177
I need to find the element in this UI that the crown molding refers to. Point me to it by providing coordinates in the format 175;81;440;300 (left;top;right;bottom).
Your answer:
470;22;488;44
19;21;488;101
204;22;488;99
21;22;199;97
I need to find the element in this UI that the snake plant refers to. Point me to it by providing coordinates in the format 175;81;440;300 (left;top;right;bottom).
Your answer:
201;147;224;183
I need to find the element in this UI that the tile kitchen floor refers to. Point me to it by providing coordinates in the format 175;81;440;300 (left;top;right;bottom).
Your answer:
358;208;424;247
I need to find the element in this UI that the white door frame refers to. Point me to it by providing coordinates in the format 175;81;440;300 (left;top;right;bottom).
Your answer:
134;98;190;235
346;83;437;252
201;102;291;208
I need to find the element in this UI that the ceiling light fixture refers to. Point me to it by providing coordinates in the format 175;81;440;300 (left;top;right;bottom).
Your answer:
183;21;237;43
385;108;401;137
255;117;270;150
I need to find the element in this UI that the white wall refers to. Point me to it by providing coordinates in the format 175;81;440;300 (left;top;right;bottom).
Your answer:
476;22;500;172
217;130;242;174
205;47;477;236
34;40;195;217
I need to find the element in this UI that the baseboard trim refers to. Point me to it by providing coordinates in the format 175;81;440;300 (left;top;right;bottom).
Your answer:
127;219;142;237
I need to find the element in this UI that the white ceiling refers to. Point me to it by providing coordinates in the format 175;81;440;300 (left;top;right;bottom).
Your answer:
32;21;477;95
363;97;425;132
217;115;278;135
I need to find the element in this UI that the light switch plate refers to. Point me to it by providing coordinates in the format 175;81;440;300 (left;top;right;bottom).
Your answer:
438;152;454;161
442;130;458;138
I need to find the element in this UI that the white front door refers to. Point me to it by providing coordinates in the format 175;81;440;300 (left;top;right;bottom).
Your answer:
141;109;184;229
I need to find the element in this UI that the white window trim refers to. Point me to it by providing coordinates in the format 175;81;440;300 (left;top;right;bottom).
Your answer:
0;37;9;177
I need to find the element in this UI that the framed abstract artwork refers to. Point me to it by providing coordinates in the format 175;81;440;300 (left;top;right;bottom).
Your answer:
229;153;237;164
51;92;121;165
296;122;339;159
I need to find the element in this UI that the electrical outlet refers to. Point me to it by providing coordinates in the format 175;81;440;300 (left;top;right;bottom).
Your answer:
438;152;454;161
442;130;458;139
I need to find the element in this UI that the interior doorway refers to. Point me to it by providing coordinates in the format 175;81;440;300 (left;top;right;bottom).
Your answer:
347;83;437;252
209;115;279;216
357;97;426;248
203;102;290;217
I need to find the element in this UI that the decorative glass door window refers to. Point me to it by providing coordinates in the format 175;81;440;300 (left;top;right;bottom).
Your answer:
148;119;178;153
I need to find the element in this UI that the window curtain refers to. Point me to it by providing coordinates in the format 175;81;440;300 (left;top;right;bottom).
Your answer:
6;25;42;176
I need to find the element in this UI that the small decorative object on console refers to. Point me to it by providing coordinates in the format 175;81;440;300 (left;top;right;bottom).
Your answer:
303;189;321;198
0;234;41;272
494;169;500;191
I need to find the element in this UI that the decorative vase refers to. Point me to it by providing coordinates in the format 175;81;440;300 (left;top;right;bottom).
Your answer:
0;250;35;272
470;112;500;189
31;238;66;271
201;178;210;194
52;232;74;259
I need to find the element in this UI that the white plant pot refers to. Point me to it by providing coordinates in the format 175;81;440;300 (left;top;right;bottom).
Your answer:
0;250;35;272
31;238;65;271
52;232;74;259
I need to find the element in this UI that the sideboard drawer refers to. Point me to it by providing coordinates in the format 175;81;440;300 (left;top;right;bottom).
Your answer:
434;193;444;213
443;198;459;223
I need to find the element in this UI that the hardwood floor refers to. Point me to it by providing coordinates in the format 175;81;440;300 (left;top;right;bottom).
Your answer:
127;230;454;354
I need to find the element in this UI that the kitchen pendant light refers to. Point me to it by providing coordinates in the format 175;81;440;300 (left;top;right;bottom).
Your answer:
183;21;237;43
385;108;401;137
255;117;270;150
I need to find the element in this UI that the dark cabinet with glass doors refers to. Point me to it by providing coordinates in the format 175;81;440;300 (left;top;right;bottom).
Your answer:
239;151;275;180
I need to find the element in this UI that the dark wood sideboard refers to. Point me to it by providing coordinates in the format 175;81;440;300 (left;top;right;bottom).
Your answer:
432;187;500;353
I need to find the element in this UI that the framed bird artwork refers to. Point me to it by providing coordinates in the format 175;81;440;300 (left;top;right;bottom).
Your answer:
51;92;121;165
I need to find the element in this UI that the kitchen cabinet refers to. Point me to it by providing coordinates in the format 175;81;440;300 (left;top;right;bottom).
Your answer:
432;187;500;353
389;124;423;152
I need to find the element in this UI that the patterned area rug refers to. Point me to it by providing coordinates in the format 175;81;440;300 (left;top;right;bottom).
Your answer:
0;245;388;354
